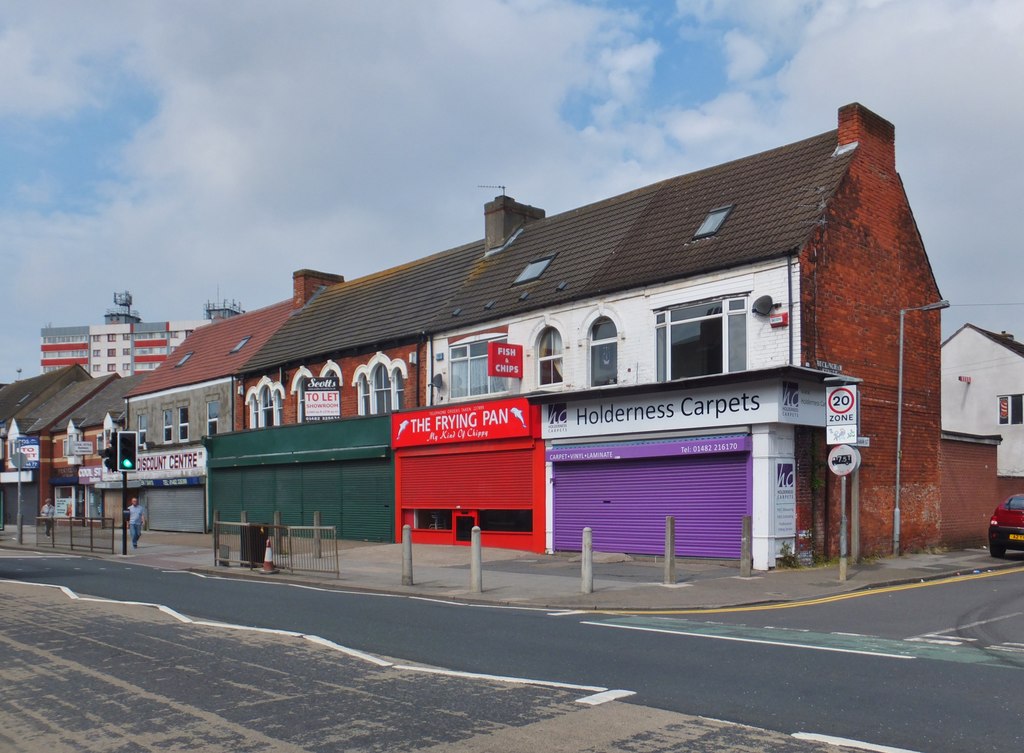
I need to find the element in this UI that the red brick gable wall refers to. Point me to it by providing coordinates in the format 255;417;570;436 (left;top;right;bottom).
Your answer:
798;106;943;558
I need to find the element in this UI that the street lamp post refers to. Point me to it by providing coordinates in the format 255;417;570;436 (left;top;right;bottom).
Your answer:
894;299;949;556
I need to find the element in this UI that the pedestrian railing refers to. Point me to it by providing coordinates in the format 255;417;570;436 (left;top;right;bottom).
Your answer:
36;517;117;554
213;521;340;578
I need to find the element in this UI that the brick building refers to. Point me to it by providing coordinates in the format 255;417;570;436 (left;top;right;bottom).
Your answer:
221;102;946;567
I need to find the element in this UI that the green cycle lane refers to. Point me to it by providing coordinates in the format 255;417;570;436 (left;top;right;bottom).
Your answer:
581;615;1024;669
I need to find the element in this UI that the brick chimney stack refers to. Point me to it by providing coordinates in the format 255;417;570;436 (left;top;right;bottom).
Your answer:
293;269;344;310
484;195;545;253
837;102;896;174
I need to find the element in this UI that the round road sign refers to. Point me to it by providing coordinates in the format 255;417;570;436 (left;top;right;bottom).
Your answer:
827;444;861;476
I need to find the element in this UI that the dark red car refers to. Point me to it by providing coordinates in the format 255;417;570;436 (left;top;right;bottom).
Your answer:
989;493;1024;557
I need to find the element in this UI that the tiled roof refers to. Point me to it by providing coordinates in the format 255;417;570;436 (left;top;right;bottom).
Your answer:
0;365;92;425
435;130;852;331
70;374;148;428
967;324;1024;360
126;301;293;396
22;376;118;433
243;242;482;371
243;128;853;370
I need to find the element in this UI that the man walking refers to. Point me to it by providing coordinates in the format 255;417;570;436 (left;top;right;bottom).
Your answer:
127;497;146;549
41;498;55;537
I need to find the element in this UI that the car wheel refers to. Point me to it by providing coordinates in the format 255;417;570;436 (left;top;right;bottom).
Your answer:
990;544;1006;558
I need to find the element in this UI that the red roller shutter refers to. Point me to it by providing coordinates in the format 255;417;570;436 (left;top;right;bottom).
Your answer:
401;450;532;508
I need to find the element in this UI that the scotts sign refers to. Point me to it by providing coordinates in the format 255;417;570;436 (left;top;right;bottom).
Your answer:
392;398;532;448
487;342;523;379
303;376;341;421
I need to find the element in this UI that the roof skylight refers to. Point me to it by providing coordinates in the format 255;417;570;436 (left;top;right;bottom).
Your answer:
175;352;194;367
513;255;554;285
229;336;251;354
694;205;734;239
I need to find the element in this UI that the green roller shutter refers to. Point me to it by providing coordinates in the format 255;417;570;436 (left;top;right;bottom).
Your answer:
301;463;343;530
242;467;276;523
341;461;393;542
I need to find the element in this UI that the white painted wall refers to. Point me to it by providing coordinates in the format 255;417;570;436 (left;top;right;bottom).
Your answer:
432;257;801;398
942;327;1024;475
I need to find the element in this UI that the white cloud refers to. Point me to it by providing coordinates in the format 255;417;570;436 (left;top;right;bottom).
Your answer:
1;0;1022;379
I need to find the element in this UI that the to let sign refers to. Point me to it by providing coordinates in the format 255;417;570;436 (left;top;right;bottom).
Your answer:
303;377;341;421
487;342;523;379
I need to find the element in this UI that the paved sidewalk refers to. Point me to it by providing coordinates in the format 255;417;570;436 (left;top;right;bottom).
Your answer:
2;528;1021;611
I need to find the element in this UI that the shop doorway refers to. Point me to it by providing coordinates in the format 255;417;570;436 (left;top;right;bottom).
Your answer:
455;513;477;542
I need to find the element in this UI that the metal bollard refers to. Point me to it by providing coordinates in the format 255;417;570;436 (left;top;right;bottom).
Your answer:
664;516;677;584
470;526;483;593
581;527;593;594
402;524;414;586
740;515;752;577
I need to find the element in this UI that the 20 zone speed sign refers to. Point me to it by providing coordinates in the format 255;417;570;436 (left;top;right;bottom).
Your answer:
826;385;858;425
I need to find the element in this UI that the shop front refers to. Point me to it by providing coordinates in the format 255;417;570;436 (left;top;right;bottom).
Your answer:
539;374;825;569
392;397;545;553
206;416;393;541
96;446;207;532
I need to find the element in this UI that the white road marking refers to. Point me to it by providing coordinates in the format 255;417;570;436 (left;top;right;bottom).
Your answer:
576;689;636;705
581;621;914;660
908;611;1022;641
793;731;923;753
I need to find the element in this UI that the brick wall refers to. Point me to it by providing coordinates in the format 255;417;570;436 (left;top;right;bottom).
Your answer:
237;343;426;431
800;104;944;557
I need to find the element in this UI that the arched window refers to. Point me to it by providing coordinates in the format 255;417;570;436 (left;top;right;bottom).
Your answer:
248;396;259;429
357;373;371;416
372;365;392;414
260;386;281;427
538;327;563;386
393;369;404;411
590;317;618;386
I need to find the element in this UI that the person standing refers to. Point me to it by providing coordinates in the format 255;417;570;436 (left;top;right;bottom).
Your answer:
127;497;146;549
41;498;55;537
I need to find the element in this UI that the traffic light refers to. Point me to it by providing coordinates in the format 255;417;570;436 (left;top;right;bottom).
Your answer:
116;431;138;472
101;444;117;472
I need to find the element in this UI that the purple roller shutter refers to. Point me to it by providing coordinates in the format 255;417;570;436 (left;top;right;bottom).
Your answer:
552;454;751;558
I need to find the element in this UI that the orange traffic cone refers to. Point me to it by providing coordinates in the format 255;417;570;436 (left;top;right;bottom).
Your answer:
263;537;277;573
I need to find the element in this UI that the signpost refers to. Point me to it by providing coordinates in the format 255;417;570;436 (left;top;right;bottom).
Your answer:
828;444;861;582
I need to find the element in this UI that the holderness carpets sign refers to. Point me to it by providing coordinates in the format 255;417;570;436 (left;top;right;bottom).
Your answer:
542;380;824;439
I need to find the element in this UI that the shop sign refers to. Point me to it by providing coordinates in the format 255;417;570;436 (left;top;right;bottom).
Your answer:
487;342;523;378
393;397;531;447
14;437;40;469
303;377;341;421
547;435;749;463
542;380;825;439
78;466;103;485
773;460;796;537
104;447;207;481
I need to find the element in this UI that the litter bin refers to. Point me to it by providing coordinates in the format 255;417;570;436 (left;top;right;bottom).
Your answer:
240;524;266;568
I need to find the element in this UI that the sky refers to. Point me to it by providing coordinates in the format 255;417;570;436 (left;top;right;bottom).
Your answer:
1;0;1022;383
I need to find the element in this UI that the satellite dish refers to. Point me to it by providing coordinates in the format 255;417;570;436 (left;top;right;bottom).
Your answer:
751;295;774;316
430;374;444;390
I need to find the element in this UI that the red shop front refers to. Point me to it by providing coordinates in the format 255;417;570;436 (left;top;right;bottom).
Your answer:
392;397;545;553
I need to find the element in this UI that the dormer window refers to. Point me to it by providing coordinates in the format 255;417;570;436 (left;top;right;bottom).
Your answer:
694;205;734;239
513;255;554;284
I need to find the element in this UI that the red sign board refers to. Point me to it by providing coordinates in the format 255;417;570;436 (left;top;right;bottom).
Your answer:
392;398;531;448
487;342;523;379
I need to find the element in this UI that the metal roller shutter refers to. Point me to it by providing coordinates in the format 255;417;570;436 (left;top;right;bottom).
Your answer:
341;461;393;542
144;487;205;532
401;451;532;508
552;454;750;558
